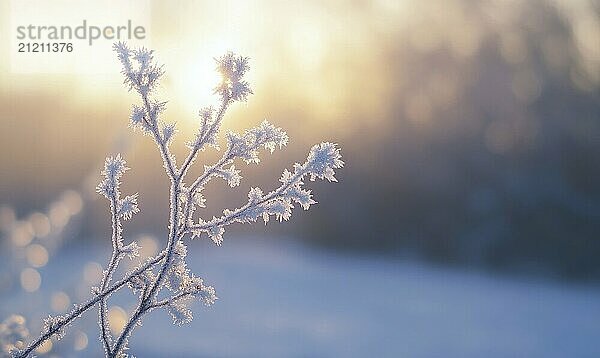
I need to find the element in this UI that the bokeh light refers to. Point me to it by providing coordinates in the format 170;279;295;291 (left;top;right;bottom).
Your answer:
26;244;49;268
73;331;89;351
51;291;71;313
108;306;127;336
11;221;34;247
0;206;16;231
137;235;158;258
28;213;51;238
48;203;70;228
20;268;41;293
83;262;103;285
62;190;83;216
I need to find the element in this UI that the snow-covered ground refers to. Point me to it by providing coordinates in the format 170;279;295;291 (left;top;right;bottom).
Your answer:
2;237;600;357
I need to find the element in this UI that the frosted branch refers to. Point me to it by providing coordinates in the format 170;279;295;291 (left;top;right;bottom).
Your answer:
15;43;341;358
186;142;343;245
13;252;165;358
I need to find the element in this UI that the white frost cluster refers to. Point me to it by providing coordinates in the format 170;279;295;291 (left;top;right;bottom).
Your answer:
190;142;343;245
15;43;342;358
214;52;252;102
95;154;141;254
0;315;29;356
42;315;67;341
227;120;289;163
115;42;164;97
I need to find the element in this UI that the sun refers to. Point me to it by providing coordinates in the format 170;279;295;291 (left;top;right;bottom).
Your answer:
176;54;221;111
170;39;238;117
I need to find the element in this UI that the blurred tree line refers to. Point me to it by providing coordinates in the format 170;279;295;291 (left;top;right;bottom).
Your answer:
296;0;600;279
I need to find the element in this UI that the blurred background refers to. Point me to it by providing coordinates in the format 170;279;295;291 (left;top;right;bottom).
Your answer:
1;0;600;357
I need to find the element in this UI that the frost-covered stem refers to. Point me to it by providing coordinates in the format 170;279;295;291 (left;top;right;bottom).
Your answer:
98;260;114;355
109;309;143;358
148;291;193;310
180;127;282;234
98;196;121;356
16;253;165;358
17;295;98;358
109;77;185;357
141;92;178;180
111;182;180;356
179;150;234;234
187;169;304;233
180;99;229;179
191;150;233;192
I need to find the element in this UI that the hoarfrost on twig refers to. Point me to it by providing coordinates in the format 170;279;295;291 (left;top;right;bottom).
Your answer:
12;42;342;358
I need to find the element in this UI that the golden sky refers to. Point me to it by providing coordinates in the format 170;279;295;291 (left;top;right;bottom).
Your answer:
0;0;597;208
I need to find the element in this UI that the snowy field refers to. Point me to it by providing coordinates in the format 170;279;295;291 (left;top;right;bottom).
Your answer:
2;237;600;357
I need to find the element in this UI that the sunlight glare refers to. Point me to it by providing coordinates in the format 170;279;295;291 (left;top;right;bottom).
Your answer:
288;21;326;71
172;39;235;116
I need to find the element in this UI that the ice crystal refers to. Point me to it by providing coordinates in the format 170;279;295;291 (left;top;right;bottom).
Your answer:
43;315;66;341
214;52;252;102
117;194;139;221
167;301;193;326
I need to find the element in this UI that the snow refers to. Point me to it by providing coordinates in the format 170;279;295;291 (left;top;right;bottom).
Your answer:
2;237;600;357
